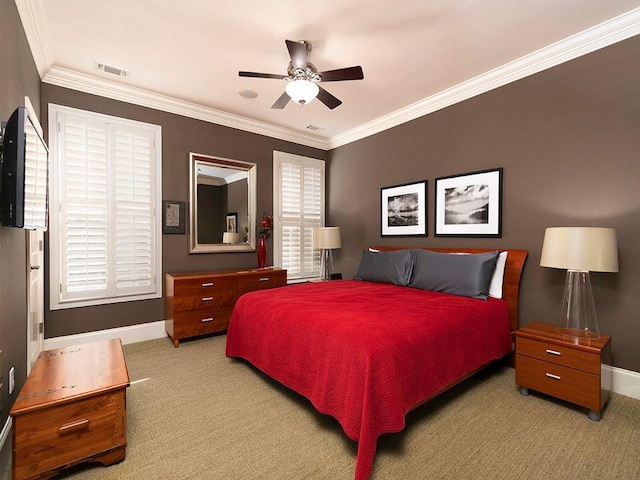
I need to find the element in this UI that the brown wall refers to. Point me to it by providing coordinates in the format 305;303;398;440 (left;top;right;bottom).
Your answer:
0;0;42;467
4;2;638;385
327;37;640;372
41;84;327;338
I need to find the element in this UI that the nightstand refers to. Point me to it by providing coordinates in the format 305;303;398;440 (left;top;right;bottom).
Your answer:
515;321;611;421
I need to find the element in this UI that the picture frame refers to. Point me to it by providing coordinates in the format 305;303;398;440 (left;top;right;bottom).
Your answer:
434;167;503;237
163;200;186;234
226;212;238;233
380;180;428;237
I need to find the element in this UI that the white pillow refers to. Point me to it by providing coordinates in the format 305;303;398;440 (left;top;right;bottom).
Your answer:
489;251;508;299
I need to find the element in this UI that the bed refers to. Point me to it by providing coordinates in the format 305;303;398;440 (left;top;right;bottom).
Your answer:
226;247;527;479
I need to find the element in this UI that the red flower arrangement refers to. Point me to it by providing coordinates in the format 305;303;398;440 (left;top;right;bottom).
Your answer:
258;212;273;238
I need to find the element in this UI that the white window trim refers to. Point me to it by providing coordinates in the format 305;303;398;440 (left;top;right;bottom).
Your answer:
273;150;325;281
48;104;162;310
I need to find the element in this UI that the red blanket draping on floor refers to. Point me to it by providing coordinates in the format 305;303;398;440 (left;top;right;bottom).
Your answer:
226;280;511;479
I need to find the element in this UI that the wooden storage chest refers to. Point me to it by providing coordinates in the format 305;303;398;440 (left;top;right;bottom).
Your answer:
10;339;129;480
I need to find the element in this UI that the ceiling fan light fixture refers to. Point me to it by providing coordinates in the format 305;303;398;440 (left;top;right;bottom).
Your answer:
285;79;319;105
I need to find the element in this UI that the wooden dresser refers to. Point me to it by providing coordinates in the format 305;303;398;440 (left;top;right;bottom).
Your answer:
10;339;130;480
165;267;287;347
515;321;611;421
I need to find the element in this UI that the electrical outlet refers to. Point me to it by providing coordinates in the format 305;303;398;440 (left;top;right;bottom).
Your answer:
9;367;15;395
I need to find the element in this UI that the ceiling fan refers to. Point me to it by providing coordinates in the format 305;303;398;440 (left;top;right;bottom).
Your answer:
239;40;364;110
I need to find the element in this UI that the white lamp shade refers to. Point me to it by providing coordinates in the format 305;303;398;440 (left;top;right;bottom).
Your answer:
313;227;341;249
285;80;319;105
540;227;618;272
222;232;240;244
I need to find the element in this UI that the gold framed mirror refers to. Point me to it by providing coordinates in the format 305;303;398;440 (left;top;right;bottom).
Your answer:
189;153;257;253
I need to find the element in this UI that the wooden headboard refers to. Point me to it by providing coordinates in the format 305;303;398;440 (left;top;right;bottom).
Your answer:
369;247;528;332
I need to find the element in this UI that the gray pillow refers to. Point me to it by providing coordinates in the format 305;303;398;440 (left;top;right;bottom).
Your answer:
409;249;500;300
354;250;414;286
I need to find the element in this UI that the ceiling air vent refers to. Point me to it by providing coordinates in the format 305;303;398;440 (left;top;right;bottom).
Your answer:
306;124;322;131
95;62;130;78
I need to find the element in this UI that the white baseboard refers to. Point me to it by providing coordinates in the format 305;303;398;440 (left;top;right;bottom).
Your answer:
44;320;167;351
42;322;640;402
610;365;640;400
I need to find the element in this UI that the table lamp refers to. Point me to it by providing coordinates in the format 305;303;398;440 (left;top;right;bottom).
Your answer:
313;227;341;280
540;227;618;340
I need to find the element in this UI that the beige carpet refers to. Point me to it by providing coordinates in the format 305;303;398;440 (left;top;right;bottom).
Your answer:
49;334;640;480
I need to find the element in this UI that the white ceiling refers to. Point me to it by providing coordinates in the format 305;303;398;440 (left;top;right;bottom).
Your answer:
16;0;640;150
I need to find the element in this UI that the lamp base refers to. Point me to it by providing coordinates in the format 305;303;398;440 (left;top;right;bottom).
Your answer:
557;270;600;340
557;327;600;340
319;249;334;280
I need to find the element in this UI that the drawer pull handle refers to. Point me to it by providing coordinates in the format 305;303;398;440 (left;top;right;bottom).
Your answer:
202;282;214;287
202;297;214;301
59;418;89;435
545;373;561;380
545;349;562;356
202;317;214;323
259;278;270;282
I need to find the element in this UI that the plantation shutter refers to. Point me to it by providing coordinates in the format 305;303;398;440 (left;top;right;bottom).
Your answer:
113;126;154;293
280;161;302;275
50;105;161;309
274;152;324;280
23;119;49;229
59;115;109;300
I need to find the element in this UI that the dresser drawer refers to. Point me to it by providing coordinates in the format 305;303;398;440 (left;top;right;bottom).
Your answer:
238;270;286;294
13;391;126;480
516;337;600;374
173;308;233;337
173;277;237;310
516;354;601;411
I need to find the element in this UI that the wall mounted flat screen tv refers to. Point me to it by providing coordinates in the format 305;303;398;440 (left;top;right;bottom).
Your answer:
0;106;49;230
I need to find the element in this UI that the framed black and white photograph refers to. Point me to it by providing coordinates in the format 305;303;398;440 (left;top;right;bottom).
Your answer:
434;168;503;237
163;200;186;234
226;212;238;233
381;180;428;237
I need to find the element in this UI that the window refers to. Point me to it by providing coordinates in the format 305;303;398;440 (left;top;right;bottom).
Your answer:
48;104;162;309
273;151;324;281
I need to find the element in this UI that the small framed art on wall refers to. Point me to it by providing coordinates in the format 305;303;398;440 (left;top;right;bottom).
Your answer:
380;180;428;237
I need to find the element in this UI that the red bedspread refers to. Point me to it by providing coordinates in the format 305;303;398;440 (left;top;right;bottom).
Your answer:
225;280;512;479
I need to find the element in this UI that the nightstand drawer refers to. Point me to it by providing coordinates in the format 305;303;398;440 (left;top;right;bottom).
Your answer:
516;354;601;411
516;337;600;374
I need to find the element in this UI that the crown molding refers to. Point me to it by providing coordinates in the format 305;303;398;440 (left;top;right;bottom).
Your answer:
42;67;330;150
19;0;640;151
327;7;640;149
14;0;53;78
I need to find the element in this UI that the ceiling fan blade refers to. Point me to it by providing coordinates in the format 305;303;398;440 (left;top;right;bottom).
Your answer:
286;40;307;70
316;86;342;110
318;66;364;82
239;71;285;80
271;92;291;109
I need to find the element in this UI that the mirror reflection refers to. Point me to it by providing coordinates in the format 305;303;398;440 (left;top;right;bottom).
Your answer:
189;153;256;253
